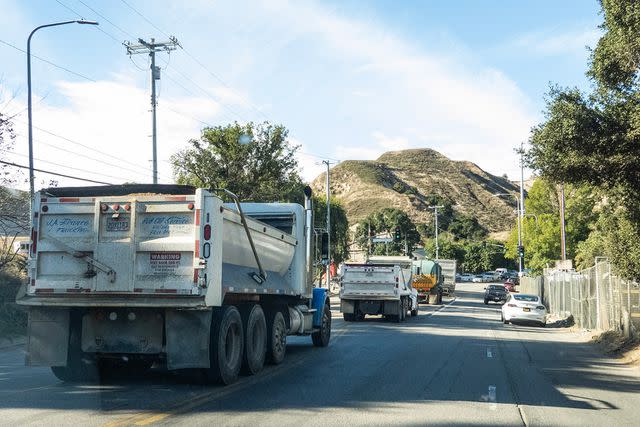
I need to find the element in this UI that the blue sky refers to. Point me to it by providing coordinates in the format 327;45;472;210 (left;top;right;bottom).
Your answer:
0;0;602;188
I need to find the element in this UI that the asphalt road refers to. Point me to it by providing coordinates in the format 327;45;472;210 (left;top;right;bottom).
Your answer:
2;282;640;426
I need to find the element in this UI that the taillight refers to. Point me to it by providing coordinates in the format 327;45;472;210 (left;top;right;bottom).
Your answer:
204;224;211;240
187;203;195;210
30;228;37;256
101;204;108;212
124;204;131;211
112;204;120;211
508;303;517;307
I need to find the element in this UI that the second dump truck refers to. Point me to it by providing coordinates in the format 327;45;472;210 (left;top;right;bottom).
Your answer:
340;256;418;322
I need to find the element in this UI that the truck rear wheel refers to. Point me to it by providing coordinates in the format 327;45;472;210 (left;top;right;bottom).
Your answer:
208;305;244;385
240;304;267;376
267;310;287;365
312;303;331;347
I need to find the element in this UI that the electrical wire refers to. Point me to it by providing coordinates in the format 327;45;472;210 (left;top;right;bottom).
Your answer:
54;0;122;44
1;148;129;181
0;38;96;82
0;160;113;185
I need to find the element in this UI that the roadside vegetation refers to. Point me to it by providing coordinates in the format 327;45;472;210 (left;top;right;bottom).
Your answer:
354;203;510;273
1;101;28;338
522;0;640;279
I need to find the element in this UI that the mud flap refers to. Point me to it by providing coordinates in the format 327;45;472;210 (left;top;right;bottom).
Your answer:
165;309;212;369
26;307;69;366
340;299;355;314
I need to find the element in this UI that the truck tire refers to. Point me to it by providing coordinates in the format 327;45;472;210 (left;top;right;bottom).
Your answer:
208;305;244;385
411;306;418;317
312;303;331;347
400;298;406;321
266;310;287;365
240;304;267;376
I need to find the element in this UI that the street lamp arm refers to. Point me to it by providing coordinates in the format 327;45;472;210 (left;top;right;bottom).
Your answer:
26;19;99;201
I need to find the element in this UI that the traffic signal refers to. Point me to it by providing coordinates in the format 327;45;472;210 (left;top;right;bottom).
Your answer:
518;245;525;258
394;226;401;240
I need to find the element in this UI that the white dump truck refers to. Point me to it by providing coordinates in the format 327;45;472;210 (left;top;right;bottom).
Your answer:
17;184;331;384
340;256;418;322
437;259;457;296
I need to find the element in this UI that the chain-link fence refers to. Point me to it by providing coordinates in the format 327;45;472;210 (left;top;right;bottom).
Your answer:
522;260;640;337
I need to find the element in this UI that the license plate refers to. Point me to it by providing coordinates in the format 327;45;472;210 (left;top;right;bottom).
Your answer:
523;307;530;312
106;218;130;232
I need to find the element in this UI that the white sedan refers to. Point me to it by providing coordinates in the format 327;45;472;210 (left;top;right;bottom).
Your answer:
501;294;547;327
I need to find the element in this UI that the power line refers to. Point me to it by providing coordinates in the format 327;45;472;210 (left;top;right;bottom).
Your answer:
76;0;136;40
1;148;128;181
0;38;96;82
119;0;171;38
24;137;155;179
54;0;121;44
162;71;238;124
14;118;153;171
0;160;112;185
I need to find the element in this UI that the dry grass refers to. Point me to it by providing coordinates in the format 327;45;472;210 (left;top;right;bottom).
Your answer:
311;148;520;233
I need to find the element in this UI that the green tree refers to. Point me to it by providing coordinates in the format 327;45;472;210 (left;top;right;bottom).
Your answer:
525;0;640;278
503;178;597;273
172;122;304;202
355;208;420;256
314;196;349;264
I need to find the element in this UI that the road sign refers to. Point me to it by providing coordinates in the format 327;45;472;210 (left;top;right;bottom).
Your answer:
372;237;393;243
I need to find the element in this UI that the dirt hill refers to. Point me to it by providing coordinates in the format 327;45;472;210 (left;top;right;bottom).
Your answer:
311;149;520;233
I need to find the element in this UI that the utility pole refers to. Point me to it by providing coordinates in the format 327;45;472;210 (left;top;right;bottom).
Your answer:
322;160;333;288
124;36;179;184
428;205;444;259
559;183;567;261
519;142;526;273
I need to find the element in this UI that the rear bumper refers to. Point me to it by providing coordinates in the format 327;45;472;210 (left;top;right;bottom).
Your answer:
504;310;546;323
339;294;397;301
17;293;207;308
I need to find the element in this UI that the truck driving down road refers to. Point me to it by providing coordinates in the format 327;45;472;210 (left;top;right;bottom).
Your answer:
340;256;418;322
17;184;331;384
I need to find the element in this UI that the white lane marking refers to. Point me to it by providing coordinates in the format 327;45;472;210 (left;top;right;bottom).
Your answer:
487;348;493;358
423;297;457;317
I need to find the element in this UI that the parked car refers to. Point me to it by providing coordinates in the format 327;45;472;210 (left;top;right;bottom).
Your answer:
503;279;517;293
484;284;508;304
457;273;474;282
472;275;485;283
501;294;547;327
482;271;500;281
495;268;508;279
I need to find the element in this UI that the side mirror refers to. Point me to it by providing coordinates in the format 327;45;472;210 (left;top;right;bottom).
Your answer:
320;232;329;262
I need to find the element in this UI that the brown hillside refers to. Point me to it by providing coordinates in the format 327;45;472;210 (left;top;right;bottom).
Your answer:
311;148;519;233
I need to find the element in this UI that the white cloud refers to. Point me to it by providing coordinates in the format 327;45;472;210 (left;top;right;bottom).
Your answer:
511;28;601;56
257;0;537;178
4;75;222;188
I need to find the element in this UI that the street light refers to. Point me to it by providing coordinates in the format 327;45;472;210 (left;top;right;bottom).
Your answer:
493;193;523;275
27;20;99;200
